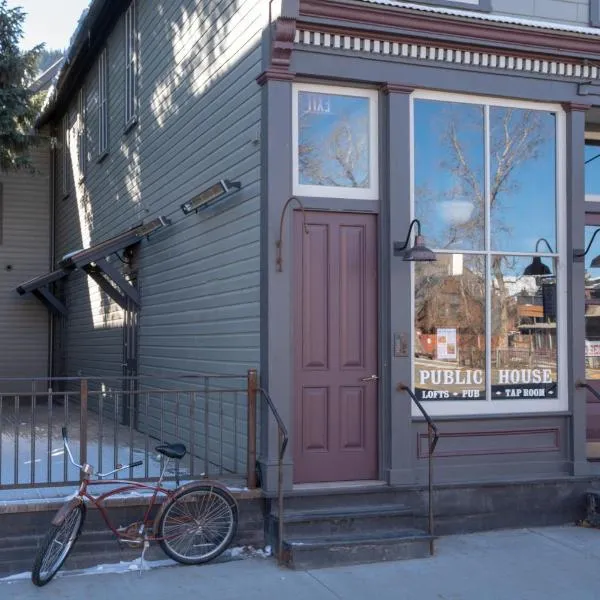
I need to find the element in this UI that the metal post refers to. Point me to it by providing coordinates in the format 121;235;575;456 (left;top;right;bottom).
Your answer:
80;379;88;481
428;423;434;555
246;369;258;489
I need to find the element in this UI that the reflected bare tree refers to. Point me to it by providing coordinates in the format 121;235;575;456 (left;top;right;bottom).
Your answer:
299;113;369;188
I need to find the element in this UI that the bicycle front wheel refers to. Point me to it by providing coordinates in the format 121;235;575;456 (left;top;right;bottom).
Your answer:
31;502;86;586
158;484;238;565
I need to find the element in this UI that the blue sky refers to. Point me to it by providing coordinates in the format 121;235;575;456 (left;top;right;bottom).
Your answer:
8;0;89;50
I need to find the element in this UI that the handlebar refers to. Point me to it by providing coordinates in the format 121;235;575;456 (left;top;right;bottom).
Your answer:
61;427;143;478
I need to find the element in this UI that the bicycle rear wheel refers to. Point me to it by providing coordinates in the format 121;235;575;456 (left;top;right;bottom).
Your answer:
31;502;86;586
158;484;237;565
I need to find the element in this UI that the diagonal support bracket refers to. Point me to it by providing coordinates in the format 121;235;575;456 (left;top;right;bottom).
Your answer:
31;287;68;317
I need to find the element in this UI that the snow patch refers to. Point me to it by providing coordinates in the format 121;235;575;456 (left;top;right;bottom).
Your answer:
225;545;272;559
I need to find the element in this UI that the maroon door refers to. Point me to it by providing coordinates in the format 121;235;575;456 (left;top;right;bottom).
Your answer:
293;211;378;483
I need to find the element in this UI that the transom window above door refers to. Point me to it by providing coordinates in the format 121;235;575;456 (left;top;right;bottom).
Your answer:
292;84;379;199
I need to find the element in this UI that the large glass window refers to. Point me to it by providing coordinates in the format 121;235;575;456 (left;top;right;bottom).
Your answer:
412;93;563;413
293;84;378;199
585;140;600;203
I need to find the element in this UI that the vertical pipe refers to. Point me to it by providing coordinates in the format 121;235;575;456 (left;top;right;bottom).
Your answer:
47;389;52;483
14;395;20;485
144;391;149;479
233;391;239;474
63;392;68;481
129;385;134;476
189;392;195;477
79;380;88;482
246;370;258;489
113;391;118;471
31;381;36;484
219;391;223;476
278;428;284;564
204;378;209;478
98;391;103;474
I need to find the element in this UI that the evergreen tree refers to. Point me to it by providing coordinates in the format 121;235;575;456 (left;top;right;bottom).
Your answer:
37;48;64;74
0;0;43;172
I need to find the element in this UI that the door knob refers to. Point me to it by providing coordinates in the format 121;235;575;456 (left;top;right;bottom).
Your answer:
361;374;379;382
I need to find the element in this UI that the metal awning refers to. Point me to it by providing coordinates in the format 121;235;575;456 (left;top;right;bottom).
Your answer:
17;216;170;314
16;268;70;316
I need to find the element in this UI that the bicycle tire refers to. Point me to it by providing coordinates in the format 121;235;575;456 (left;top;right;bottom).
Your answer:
158;484;238;565
31;502;86;586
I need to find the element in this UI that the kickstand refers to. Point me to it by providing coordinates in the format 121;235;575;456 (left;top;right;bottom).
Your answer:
139;540;150;575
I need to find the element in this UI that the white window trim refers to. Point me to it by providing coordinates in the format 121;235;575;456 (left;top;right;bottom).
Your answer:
78;88;86;181
292;83;379;200
62;113;70;196
98;48;108;157
124;1;137;128
409;89;567;416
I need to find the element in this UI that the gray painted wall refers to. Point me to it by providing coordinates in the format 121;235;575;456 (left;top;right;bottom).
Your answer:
52;0;265;472
0;144;51;388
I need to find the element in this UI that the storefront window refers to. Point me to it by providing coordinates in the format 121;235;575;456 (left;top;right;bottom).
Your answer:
293;84;378;199
585;141;600;203
412;93;563;412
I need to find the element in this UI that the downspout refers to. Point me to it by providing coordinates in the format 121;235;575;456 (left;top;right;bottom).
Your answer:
47;129;56;379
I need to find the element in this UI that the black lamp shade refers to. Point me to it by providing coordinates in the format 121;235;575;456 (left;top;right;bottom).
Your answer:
523;256;551;276
403;235;437;262
591;254;600;268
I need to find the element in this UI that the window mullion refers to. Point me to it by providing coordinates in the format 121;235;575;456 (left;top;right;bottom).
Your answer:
484;104;492;403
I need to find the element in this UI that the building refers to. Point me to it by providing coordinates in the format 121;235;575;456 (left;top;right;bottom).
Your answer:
9;0;600;564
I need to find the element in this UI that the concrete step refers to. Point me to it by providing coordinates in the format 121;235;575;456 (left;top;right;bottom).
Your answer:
282;529;434;569
269;503;416;537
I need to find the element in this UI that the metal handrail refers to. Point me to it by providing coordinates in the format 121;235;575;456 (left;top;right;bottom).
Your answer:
397;382;439;555
577;380;600;402
257;387;288;564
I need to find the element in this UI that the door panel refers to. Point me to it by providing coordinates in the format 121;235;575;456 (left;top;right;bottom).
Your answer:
294;211;378;483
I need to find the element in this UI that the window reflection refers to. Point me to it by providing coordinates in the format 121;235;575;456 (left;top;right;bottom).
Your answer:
490;108;556;253
414;255;486;401
297;92;370;188
490;256;557;400
414;100;485;251
585;226;600;381
585;142;600;202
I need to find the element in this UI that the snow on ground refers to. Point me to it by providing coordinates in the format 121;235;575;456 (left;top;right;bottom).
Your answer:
0;545;272;584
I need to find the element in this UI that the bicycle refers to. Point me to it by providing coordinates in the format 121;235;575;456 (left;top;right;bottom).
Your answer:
31;427;238;586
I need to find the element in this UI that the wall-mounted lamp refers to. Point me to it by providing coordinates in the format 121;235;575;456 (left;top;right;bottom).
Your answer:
180;179;241;215
574;228;600;266
523;238;554;276
393;219;436;262
275;196;309;272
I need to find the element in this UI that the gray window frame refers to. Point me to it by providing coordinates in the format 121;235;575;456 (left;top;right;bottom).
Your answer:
124;1;138;130
413;0;491;11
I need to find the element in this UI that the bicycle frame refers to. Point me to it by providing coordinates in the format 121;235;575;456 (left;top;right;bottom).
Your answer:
75;477;176;541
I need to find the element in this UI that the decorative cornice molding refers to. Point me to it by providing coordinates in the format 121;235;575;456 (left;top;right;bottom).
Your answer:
271;17;297;72
381;83;415;95
562;102;592;112
256;69;296;86
299;0;600;58
294;28;600;82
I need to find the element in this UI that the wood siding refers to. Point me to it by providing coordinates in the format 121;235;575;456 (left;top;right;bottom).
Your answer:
52;0;264;469
0;145;51;385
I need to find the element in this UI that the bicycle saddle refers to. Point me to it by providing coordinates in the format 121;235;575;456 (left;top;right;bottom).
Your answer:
155;442;187;460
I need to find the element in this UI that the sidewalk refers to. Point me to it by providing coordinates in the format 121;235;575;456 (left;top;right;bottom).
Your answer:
3;525;600;600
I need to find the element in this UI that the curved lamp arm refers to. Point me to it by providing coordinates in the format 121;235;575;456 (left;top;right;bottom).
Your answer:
394;219;422;253
574;228;600;260
275;196;309;272
535;238;554;253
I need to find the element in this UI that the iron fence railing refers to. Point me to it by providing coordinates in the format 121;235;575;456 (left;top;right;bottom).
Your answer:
0;372;258;489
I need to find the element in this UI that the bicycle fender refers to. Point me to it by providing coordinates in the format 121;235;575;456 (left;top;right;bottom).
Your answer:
52;497;85;526
155;481;237;525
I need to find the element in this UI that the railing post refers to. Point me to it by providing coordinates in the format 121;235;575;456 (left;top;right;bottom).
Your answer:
80;379;88;482
428;422;434;555
246;369;258;489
